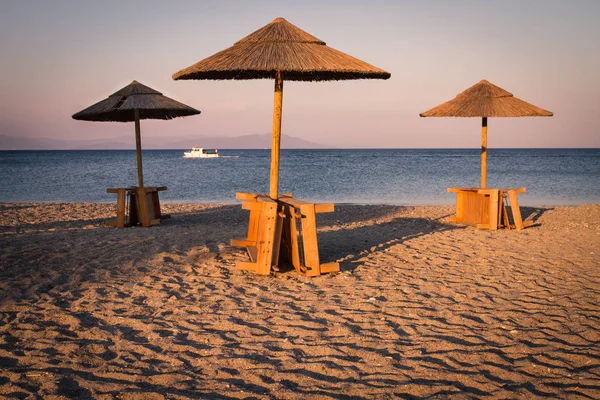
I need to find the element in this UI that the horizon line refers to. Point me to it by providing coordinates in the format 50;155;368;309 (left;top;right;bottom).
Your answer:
2;147;599;151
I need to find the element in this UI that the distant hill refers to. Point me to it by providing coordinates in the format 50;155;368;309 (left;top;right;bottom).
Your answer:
0;133;331;150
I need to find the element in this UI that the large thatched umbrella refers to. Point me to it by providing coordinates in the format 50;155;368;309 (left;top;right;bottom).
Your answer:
72;80;200;188
173;17;390;199
420;80;552;188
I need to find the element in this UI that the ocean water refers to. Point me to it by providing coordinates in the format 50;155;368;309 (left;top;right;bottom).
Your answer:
1;149;598;205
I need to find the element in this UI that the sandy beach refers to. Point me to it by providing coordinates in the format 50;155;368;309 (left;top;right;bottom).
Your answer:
0;202;599;399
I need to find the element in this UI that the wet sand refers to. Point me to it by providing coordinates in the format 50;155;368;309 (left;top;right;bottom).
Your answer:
1;202;599;399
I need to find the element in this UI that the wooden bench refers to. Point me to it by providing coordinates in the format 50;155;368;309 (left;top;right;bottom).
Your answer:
106;186;170;228
278;196;339;276
230;193;283;275
498;188;534;230
447;187;532;231
231;192;339;276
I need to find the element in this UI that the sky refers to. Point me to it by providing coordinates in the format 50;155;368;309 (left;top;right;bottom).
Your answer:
0;0;599;148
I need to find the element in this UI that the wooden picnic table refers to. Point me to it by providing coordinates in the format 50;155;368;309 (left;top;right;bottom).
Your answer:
231;192;339;276
447;187;533;230
106;186;170;228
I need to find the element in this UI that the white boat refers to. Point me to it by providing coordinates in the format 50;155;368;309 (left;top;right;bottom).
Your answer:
183;147;220;158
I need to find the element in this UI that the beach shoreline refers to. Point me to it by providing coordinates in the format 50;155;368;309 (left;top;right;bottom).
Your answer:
1;202;599;398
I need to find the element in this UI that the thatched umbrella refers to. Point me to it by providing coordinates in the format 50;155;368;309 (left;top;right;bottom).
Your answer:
173;17;390;199
72;80;200;188
420;80;552;188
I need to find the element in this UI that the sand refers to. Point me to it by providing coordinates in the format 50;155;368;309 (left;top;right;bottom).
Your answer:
0;202;599;399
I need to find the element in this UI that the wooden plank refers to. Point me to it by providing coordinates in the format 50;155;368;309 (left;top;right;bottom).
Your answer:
247;209;260;242
448;187;480;193
452;188;494;229
455;192;464;222
278;197;310;208
514;187;527;195
286;204;302;274
107;188;120;193
115;188;126;228
136;187;150;227
236;261;257;271
230;239;257;247
507;190;525;230
458;190;484;226
280;199;334;214
272;208;285;267
320;262;340;273
469;189;489;229
146;191;157;222
300;203;321;277
255;202;278;275
242;202;265;211
315;203;335;214
500;187;527;195
150;191;161;220
256;194;277;203
236;192;257;201
488;189;499;230
105;220;118;227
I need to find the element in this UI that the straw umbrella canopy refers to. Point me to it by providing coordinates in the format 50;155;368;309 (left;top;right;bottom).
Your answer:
420;79;552;188
173;17;390;199
72;80;200;188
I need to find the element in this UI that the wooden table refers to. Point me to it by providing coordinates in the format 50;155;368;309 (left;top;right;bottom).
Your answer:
106;186;170;228
447;187;532;230
231;192;339;276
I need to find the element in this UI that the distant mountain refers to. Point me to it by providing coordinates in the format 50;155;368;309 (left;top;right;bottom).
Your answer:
145;133;330;150
0;133;331;150
0;135;61;150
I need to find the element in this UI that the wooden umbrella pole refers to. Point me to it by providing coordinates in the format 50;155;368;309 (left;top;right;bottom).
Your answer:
269;71;284;199
134;109;144;188
481;117;487;188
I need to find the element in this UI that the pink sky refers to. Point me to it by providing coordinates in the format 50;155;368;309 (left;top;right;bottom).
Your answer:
0;0;598;148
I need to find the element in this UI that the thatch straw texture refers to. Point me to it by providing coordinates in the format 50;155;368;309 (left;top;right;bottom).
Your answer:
172;17;390;81
72;81;200;122
420;80;553;118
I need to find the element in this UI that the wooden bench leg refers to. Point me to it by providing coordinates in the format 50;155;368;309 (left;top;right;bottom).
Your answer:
507;190;525;230
232;196;281;275
136;187;151;227
106;188;127;228
115;188;126;228
151;191;162;219
474;189;499;230
288;207;302;274
248;208;260;243
488;189;499;230
299;204;321;277
255;202;279;275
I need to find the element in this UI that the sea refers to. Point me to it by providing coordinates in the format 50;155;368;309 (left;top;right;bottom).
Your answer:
1;149;598;206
